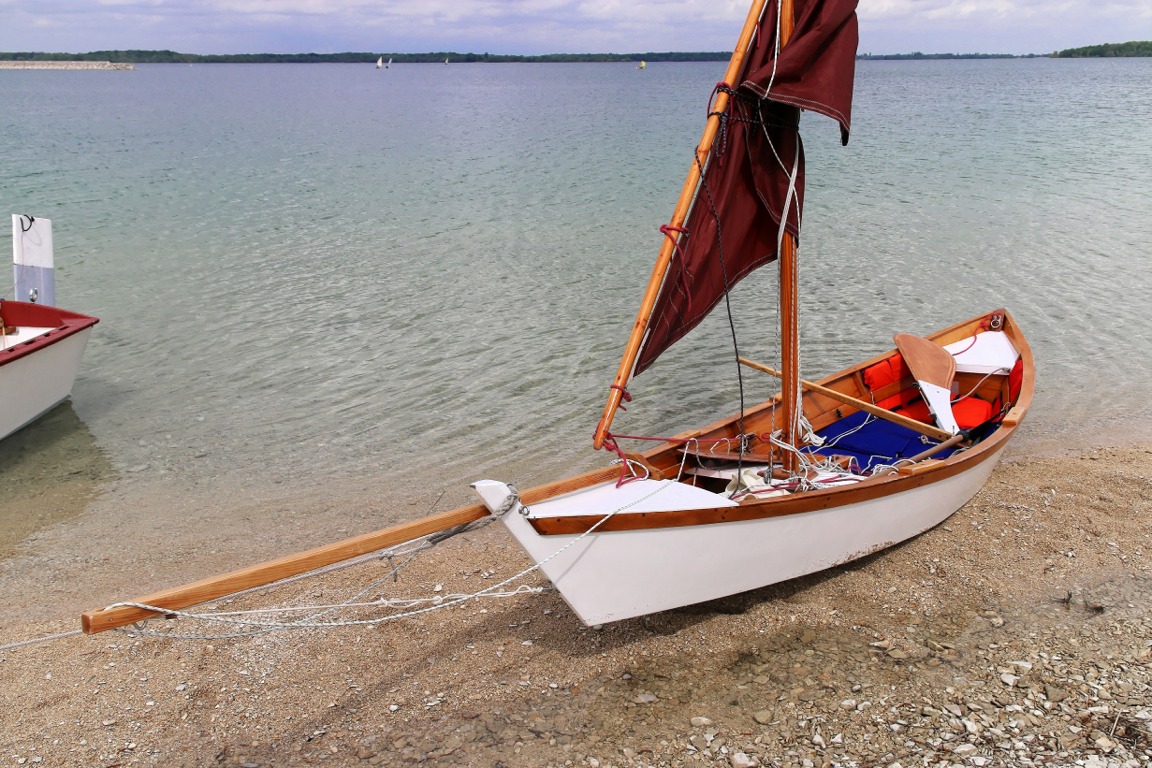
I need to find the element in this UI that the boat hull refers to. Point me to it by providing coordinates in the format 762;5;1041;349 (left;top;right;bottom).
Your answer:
473;309;1032;626
0;301;98;441
477;444;1002;625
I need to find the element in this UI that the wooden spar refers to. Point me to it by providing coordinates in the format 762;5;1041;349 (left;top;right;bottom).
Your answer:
777;0;800;471
81;465;621;634
737;357;954;441
893;333;960;435
592;0;769;451
81;505;486;634
779;232;800;470
894;333;957;391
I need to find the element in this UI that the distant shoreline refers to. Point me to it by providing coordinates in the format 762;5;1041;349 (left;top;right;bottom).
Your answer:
2;41;1149;65
0;60;132;70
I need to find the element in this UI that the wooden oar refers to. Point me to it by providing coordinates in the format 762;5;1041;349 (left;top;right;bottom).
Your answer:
871;430;969;475
737;357;952;442
893;333;959;435
81;465;621;634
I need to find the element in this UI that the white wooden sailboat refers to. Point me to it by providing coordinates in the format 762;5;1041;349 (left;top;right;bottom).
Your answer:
82;0;1032;634
2;215;99;442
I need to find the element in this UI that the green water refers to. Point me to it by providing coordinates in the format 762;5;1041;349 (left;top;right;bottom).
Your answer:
1;59;1150;517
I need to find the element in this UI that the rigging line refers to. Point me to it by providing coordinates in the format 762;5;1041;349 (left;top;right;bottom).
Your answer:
0;628;82;653
692;150;748;485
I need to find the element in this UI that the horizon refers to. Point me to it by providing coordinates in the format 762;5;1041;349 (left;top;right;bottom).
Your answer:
1;2;1150;59
4;43;1142;60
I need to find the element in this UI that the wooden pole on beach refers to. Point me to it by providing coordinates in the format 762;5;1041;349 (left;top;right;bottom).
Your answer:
81;466;620;634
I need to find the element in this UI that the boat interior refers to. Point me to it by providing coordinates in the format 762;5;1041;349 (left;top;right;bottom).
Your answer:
628;311;1029;500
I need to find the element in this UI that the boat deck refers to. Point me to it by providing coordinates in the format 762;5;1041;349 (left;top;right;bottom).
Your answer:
1;325;57;348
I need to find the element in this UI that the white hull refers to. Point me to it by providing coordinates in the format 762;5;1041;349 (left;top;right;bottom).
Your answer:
0;326;93;441
475;447;1003;625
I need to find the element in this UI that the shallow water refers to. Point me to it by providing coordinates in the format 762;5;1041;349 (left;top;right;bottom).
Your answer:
1;59;1150;550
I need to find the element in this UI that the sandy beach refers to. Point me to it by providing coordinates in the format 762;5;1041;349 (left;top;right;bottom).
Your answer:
1;442;1150;767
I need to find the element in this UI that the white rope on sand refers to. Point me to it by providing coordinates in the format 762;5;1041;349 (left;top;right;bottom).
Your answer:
0;629;81;652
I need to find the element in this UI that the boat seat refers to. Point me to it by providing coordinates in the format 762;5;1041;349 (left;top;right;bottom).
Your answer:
862;352;995;430
807;410;965;472
894;395;994;430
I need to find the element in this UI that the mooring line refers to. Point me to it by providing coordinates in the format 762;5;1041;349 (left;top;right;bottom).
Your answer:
0;629;81;653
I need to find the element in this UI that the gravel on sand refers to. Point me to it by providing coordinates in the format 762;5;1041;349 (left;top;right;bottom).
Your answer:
1;445;1149;767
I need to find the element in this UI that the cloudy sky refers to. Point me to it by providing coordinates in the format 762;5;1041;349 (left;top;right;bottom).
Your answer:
1;0;1149;57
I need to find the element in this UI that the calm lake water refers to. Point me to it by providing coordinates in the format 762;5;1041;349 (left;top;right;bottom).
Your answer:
2;59;1151;520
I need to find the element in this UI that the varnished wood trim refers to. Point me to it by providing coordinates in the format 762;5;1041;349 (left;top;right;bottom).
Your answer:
528;438;1006;535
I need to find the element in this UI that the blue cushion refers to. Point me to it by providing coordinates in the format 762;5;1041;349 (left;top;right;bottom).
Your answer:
804;410;960;472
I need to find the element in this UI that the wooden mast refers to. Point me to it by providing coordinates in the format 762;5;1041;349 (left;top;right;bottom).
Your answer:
777;0;800;471
592;0;769;450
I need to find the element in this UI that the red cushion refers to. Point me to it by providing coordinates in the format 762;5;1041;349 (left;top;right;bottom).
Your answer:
953;397;994;428
898;399;932;423
863;354;910;392
1008;358;1024;404
894;396;993;429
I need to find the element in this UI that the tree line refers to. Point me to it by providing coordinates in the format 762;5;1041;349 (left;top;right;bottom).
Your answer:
0;50;729;64
1053;41;1152;58
6;44;1149;64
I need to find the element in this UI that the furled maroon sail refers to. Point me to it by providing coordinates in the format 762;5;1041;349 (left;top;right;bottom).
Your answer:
633;0;858;375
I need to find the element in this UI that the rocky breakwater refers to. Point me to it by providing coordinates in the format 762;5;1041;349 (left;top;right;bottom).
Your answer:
0;61;133;70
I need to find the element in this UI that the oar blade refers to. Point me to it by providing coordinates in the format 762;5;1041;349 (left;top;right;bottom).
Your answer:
894;333;959;435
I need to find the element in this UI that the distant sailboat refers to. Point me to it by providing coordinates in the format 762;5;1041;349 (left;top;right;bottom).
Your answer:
638;60;647;69
444;57;449;65
376;56;383;69
387;58;392;69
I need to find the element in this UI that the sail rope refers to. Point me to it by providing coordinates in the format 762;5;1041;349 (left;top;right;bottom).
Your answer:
96;482;677;640
691;141;750;492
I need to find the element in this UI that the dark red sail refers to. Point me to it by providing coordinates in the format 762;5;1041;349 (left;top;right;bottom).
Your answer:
633;0;858;375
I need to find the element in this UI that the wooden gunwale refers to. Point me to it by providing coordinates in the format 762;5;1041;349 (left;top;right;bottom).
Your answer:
528;437;1006;535
532;310;1033;536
